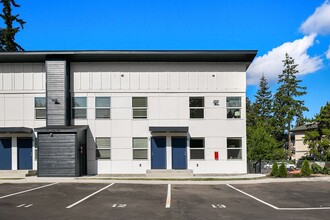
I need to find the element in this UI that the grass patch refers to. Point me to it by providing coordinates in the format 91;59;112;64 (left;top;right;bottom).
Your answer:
0;178;24;180
78;177;266;181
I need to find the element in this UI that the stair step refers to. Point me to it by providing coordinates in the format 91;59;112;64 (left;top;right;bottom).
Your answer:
146;169;194;178
0;170;31;178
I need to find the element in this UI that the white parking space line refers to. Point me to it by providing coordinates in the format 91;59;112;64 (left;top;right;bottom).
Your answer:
165;184;171;208
226;184;279;210
227;184;330;211
66;183;115;209
0;182;59;200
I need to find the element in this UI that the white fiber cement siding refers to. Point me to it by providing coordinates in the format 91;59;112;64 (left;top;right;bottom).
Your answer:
72;62;247;174
0;63;46;170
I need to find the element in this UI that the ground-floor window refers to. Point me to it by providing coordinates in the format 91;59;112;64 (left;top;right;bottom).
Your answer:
132;138;148;159
190;138;205;159
96;137;111;159
227;138;242;159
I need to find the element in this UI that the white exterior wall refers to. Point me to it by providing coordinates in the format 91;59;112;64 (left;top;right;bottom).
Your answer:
71;62;247;174
0;63;46;170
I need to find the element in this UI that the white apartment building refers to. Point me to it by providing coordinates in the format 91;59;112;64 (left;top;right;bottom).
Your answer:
0;51;257;176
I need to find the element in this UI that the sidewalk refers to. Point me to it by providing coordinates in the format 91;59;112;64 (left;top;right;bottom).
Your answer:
1;174;330;185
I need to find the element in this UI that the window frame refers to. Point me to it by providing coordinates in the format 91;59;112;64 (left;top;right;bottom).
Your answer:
227;137;242;160
35;97;46;119
95;97;111;119
132;97;148;119
132;137;148;160
190;138;205;160
95;137;111;160
226;97;242;119
189;97;204;119
73;97;87;119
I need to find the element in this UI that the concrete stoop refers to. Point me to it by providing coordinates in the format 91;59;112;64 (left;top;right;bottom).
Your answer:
146;169;194;178
0;170;32;178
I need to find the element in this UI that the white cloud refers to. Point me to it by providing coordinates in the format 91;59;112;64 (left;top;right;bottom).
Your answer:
327;46;330;59
300;1;330;35
247;34;323;85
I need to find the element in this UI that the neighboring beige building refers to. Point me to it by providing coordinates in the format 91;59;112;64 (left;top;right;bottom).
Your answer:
293;123;318;160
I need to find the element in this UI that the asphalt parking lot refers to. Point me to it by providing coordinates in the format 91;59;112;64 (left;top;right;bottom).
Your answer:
0;182;329;220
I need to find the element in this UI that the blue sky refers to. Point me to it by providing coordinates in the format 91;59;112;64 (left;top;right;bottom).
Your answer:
10;0;330;119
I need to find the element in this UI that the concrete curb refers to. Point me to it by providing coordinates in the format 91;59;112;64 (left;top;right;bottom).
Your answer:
1;175;329;185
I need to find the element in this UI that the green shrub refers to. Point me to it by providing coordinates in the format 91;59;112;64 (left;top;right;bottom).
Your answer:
311;163;323;174
278;162;288;177
293;173;302;177
271;161;279;177
322;167;329;175
301;160;312;176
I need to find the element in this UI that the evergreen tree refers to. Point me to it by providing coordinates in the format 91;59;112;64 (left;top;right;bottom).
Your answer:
304;102;330;161
246;97;257;127
253;75;273;123
273;53;308;158
0;0;25;51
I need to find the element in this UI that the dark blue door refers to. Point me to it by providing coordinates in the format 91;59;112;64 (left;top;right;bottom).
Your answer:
18;138;33;170
151;137;166;169
172;137;187;169
0;138;12;170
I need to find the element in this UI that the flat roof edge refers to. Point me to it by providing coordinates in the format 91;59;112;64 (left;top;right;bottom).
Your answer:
0;50;258;63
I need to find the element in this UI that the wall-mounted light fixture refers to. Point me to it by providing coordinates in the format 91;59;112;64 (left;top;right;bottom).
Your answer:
213;100;219;106
51;99;60;104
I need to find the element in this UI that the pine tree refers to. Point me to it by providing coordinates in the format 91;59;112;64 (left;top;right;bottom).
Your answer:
246;97;257;127
0;0;25;51
273;53;308;158
253;75;273;123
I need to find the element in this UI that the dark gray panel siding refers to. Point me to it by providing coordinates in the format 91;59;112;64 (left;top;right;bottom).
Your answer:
38;133;77;177
46;60;69;126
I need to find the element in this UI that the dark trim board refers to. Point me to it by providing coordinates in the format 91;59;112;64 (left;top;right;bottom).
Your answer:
0;50;257;67
0;127;33;134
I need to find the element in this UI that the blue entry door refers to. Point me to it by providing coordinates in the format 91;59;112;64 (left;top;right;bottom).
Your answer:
172;137;187;169
18;138;33;170
151;137;166;169
0;138;12;170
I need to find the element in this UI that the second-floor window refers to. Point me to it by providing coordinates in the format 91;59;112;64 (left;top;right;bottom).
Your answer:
73;97;87;119
132;97;148;119
190;97;204;118
226;97;241;119
95;97;111;119
35;97;46;119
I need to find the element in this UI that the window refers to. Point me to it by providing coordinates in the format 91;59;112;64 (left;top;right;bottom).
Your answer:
73;97;87;119
190;97;204;118
226;97;241;119
227;138;242;159
190;138;205;159
132;97;147;119
133;138;148;159
35;97;46;119
95;97;111;119
96;138;111;159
